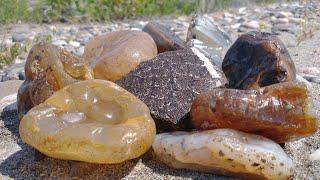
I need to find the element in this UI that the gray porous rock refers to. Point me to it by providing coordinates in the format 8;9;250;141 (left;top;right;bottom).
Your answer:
116;48;227;132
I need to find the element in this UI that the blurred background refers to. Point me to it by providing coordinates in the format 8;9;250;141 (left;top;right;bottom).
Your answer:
0;0;318;82
0;0;294;24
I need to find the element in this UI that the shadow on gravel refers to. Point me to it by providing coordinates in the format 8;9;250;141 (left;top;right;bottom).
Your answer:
0;148;138;179
141;149;232;180
0;103;137;179
1;102;20;139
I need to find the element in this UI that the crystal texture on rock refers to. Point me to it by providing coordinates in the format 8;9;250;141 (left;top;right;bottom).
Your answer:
19;79;156;164
190;82;317;143
84;30;157;81
187;15;232;68
222;31;296;89
117;49;227;132
153;129;294;180
143;22;187;53
17;43;93;119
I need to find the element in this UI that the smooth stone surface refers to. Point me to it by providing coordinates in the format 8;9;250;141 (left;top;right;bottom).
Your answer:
12;32;29;42
187;15;232;49
187;15;232;68
310;149;320;161
0;80;22;100
143;22;187;53
19;80;156;164
190;82;318;143
117;49;227;132
242;20;260;29
222;31;296;89
17;43;93;119
0;80;22;112
84;30;157;81
153;129;294;180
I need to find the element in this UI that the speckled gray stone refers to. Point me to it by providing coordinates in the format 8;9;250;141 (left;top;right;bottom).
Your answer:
116;49;227;132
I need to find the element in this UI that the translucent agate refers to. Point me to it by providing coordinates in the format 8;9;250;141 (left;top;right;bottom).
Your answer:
19;80;156;164
190;82;317;143
17;43;93;119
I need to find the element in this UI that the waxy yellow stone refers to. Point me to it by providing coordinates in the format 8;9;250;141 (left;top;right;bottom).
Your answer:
19;80;156;164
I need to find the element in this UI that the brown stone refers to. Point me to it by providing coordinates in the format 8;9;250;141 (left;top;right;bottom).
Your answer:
222;31;296;89
143;22;187;53
17;43;93;119
84;30;157;81
190;82;318;143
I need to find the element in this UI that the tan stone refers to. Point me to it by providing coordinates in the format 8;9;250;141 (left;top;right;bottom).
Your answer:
19;79;156;164
84;30;157;81
17;43;93;119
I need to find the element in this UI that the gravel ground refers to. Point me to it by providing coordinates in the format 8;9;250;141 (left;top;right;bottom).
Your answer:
1;1;320;179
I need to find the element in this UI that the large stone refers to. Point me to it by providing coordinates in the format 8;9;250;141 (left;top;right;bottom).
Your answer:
153;129;294;180
83;30;157;81
17;43;93;119
190;82;318;143
143;22;187;53
187;15;232;68
222;31;296;89
19;79;156;164
117;48;227;132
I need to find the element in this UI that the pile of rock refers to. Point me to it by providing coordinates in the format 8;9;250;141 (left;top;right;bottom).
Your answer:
14;15;318;179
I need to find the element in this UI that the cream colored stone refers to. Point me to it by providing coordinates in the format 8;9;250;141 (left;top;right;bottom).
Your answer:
153;129;294;180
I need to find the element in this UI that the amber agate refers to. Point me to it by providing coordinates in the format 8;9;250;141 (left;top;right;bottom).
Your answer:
190;82;317;143
84;30;157;81
19;80;156;164
17;43;93;119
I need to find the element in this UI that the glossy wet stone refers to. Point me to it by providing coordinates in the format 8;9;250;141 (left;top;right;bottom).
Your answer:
19;79;156;164
222;31;296;89
17;43;93;119
117;49;227;132
143;22;187;53
84;30;157;81
153;129;294;180
190;82;317;143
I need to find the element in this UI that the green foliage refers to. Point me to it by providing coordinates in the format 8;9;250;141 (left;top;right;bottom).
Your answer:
0;0;283;24
0;0;29;24
0;43;20;69
45;0;199;22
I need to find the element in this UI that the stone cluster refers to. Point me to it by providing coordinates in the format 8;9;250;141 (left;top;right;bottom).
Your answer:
16;15;318;180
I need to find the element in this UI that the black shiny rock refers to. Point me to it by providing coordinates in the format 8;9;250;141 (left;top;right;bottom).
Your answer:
222;31;296;89
116;48;227;132
143;22;187;53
